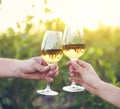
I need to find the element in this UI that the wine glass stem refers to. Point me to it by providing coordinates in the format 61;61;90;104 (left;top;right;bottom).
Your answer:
69;59;78;87
71;82;77;87
45;82;51;91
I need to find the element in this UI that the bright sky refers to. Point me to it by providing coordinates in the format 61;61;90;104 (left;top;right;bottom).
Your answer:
0;0;120;31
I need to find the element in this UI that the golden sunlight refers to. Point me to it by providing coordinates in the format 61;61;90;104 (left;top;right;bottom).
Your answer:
1;0;120;31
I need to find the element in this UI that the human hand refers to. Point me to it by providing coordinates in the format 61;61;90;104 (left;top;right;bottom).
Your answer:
17;56;58;82
67;60;120;108
66;60;102;94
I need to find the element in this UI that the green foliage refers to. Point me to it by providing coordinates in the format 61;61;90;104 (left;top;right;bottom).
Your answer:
0;18;120;109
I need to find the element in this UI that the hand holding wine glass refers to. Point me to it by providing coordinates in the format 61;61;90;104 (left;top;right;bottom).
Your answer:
37;30;63;96
62;25;86;92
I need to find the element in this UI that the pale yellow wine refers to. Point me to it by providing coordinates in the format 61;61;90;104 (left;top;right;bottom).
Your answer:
63;44;86;59
41;49;63;64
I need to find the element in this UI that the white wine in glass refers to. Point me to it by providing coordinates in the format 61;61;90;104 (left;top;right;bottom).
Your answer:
62;25;86;92
37;30;63;96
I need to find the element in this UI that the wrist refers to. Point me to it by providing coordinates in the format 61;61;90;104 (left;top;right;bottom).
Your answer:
11;60;23;78
13;60;27;78
94;80;105;96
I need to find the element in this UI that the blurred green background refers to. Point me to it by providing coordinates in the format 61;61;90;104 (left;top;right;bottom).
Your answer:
0;1;120;109
0;16;120;109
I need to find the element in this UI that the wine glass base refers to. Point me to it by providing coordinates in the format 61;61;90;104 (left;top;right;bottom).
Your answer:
36;89;58;96
62;85;85;92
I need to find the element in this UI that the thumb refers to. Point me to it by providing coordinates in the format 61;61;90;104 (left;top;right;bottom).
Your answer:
34;63;50;73
40;65;50;72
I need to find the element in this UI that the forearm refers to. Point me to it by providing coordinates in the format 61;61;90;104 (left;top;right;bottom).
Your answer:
0;58;22;78
96;81;120;107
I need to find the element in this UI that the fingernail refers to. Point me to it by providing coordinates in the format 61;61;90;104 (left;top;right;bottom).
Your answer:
44;66;50;70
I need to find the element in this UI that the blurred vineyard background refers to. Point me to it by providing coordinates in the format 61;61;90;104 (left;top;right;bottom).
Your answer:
0;0;120;109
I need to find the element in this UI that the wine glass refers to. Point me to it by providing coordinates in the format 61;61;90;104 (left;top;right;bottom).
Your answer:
62;25;86;92
37;30;63;96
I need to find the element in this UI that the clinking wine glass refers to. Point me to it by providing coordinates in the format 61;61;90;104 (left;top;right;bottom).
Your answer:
37;30;63;96
62;25;86;92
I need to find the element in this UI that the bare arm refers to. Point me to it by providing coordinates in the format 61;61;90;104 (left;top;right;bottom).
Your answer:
67;60;120;108
0;57;58;82
96;81;120;107
0;58;21;78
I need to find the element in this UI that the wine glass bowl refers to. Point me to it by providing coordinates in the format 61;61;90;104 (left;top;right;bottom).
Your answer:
62;25;86;92
62;44;86;61
37;30;63;96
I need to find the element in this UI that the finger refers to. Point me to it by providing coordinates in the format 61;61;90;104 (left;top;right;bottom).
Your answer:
71;61;81;69
66;61;71;66
32;57;50;72
47;70;59;77
69;65;80;76
45;76;54;82
33;63;50;73
33;56;42;64
34;56;48;66
23;72;54;82
69;66;73;72
77;60;90;68
69;77;84;84
42;59;48;66
71;61;84;75
52;67;59;76
21;72;44;80
50;64;58;70
50;64;59;76
70;71;81;76
40;65;50;72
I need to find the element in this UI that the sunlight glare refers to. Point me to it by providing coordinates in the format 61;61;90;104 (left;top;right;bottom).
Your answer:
0;0;35;31
1;0;120;32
